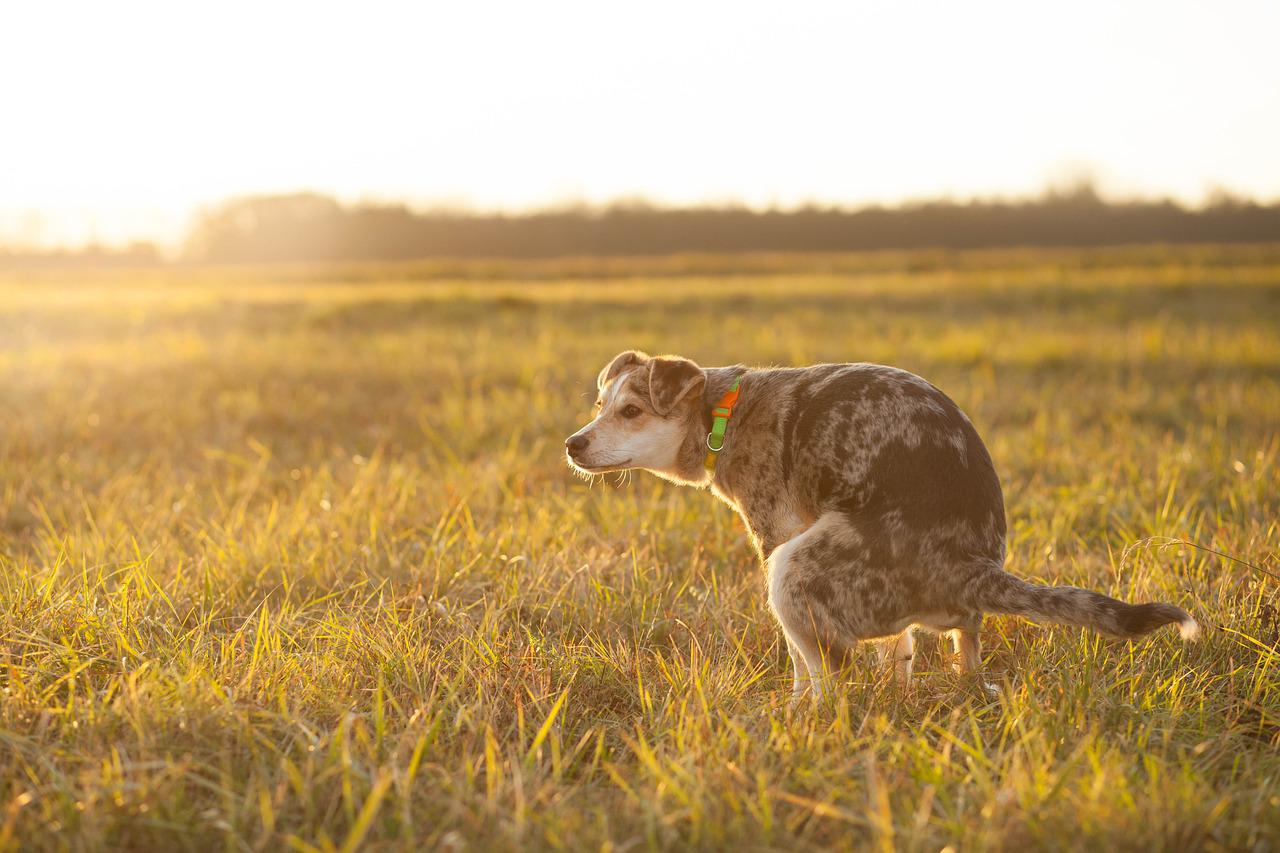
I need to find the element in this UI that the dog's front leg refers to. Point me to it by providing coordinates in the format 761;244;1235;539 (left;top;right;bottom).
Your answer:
767;530;835;707
784;636;812;704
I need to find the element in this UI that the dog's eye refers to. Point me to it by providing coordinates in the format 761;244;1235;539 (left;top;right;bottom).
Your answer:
621;404;642;419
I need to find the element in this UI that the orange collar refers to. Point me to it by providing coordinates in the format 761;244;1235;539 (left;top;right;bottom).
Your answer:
703;376;742;472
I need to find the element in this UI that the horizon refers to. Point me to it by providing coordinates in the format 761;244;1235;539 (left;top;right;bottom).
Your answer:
9;181;1279;260
4;0;1280;249
10;179;1277;256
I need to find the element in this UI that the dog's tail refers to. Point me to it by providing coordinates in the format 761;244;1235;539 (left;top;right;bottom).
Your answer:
971;571;1199;640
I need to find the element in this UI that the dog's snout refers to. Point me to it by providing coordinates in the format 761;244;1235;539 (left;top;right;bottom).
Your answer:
565;434;590;456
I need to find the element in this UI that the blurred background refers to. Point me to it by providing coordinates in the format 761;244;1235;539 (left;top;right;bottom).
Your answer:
3;0;1279;265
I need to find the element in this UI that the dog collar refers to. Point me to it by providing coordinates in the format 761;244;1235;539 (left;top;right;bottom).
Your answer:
704;376;742;472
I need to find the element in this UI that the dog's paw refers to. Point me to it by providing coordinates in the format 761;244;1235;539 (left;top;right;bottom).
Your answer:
954;676;999;702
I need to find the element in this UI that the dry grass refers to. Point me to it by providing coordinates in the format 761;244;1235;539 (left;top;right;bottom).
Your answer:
1;245;1278;851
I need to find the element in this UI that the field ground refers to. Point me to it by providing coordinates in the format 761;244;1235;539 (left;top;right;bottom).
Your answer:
1;245;1278;850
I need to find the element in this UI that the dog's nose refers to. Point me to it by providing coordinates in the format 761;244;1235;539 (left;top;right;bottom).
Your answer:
565;434;589;456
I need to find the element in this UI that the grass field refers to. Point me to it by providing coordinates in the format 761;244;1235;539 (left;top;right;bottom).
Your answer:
1;246;1278;851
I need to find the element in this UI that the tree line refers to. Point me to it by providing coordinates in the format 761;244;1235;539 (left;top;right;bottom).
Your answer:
183;186;1280;263
3;184;1278;267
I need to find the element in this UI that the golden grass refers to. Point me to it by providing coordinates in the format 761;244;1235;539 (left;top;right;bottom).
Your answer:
1;245;1278;850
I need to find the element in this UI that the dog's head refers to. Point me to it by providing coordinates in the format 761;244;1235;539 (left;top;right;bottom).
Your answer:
565;350;706;481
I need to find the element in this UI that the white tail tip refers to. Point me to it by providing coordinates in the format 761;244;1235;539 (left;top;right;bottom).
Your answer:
1178;616;1201;641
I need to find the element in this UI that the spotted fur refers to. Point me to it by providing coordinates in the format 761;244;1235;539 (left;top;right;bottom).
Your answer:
566;351;1200;703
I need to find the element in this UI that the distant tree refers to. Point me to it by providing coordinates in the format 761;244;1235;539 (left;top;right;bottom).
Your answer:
177;188;1280;265
185;193;345;262
0;241;160;269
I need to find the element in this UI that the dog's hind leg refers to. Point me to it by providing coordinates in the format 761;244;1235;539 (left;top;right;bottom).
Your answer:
949;614;997;697
876;630;915;687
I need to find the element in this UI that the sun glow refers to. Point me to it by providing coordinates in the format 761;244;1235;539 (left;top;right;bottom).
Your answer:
3;0;1279;248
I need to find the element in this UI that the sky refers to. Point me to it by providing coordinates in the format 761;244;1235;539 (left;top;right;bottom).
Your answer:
2;0;1279;249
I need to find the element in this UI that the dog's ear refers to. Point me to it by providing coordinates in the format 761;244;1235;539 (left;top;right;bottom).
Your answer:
648;356;705;416
598;350;648;390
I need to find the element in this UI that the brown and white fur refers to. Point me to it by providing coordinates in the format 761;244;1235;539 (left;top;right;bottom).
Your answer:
565;351;1199;703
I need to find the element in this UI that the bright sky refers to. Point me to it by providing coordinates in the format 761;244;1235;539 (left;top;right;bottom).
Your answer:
3;0;1279;248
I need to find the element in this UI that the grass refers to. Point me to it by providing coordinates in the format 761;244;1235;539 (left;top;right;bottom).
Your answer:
1;244;1278;851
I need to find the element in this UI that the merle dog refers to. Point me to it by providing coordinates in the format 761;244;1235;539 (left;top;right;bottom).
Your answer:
566;351;1198;702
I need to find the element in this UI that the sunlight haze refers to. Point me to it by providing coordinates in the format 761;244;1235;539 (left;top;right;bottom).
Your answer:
3;0;1279;248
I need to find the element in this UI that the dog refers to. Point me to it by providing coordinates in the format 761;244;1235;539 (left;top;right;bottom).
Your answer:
565;351;1199;702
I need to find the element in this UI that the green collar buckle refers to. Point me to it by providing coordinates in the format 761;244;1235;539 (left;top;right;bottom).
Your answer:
704;376;742;472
